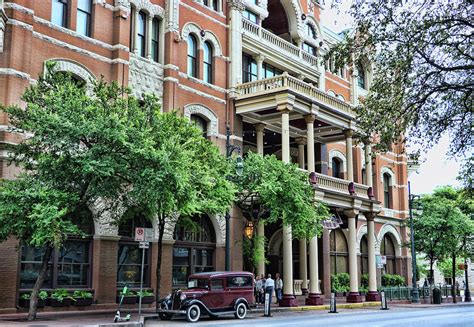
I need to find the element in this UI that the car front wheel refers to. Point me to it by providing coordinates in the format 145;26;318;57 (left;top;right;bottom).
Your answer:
234;302;247;319
186;304;201;323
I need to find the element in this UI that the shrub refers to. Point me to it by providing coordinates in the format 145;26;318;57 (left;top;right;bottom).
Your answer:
52;289;72;302
137;290;153;298
73;290;93;299
382;274;406;286
331;273;350;293
361;273;369;287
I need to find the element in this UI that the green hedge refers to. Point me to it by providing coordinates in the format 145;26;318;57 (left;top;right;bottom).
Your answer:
331;273;350;293
382;274;405;286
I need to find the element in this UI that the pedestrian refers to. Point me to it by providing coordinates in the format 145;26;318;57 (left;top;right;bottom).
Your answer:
255;275;261;305
275;273;283;303
260;274;266;304
265;273;275;307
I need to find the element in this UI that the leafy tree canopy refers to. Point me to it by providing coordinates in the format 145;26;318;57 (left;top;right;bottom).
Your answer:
327;0;473;175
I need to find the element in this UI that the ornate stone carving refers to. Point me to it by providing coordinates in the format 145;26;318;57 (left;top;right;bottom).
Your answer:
47;59;96;84
380;166;396;185
88;198;121;236
227;0;245;11
129;0;165;17
0;5;7;53
165;0;180;32
377;223;402;256
356;223;367;254
183;104;218;137
128;53;164;99
181;23;223;57
328;149;347;172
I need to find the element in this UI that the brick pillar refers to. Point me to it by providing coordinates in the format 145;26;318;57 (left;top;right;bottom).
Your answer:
92;236;119;304
0;238;19;311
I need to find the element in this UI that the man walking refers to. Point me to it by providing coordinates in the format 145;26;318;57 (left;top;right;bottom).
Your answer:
275;273;283;303
265;274;275;307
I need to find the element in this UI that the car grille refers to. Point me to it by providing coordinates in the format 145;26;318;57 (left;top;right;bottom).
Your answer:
172;291;181;310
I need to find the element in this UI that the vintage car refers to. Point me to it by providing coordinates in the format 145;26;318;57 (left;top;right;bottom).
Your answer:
157;271;254;322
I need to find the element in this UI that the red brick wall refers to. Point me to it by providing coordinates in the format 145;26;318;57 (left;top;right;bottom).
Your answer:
0;238;20;311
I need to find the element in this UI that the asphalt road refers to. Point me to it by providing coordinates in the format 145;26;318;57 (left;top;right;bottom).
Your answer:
145;305;474;327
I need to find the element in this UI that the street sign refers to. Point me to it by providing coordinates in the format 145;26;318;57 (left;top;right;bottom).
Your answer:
376;255;384;268
139;241;149;249
135;227;145;241
381;255;387;265
144;228;154;242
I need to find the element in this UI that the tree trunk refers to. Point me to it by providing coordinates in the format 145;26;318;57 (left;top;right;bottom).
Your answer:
452;253;457;303
155;214;165;311
28;246;53;321
429;258;434;285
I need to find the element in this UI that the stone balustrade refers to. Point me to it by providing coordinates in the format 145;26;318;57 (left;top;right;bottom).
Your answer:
242;19;319;68
236;73;355;117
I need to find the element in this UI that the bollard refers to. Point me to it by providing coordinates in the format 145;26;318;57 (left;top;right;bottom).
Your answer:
264;292;271;317
380;290;389;310
329;292;338;313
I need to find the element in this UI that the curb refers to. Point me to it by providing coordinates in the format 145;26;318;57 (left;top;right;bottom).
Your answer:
250;301;381;313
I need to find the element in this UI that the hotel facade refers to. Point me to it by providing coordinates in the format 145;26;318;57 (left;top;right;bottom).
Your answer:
0;0;411;311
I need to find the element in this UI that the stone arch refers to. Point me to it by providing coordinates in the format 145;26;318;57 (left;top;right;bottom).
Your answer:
129;0;164;17
327;90;337;97
380;166;396;185
163;213;226;246
202;31;223;57
328;149;347;173
356;223;367;254
279;0;304;38
377;223;402;257
183;104;218;137
46;59;96;86
181;22;203;49
303;16;321;47
268;228;283;256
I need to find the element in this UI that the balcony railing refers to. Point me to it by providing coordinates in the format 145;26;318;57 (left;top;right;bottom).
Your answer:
314;173;370;199
236;74;355;117
242;19;319;67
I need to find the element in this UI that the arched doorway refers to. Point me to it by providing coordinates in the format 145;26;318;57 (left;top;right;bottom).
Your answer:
330;229;348;274
381;234;397;274
360;235;368;276
262;1;290;41
172;214;216;289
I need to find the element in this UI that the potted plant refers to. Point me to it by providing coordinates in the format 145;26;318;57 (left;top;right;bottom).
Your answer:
136;290;154;304
19;291;48;308
116;288;137;305
72;290;93;306
50;288;73;307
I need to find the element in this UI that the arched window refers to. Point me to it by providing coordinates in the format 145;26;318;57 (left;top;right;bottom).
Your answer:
330;229;348;274
357;64;366;89
383;173;391;208
332;158;342;178
360;235;368;276
187;34;198;77
203;0;219;11
77;0;92;36
172;215;216;288
381;234;396;274
117;213;152;287
137;11;147;57
190;114;208;137
203;41;213;84
52;0;68;28
20;208;94;289
151;18;159;62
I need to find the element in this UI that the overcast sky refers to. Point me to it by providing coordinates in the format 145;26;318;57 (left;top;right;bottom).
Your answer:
320;2;461;195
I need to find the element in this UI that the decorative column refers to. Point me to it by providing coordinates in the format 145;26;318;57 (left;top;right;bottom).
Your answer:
256;54;265;80
345;130;354;182
365;213;380;301
304;114;323;305
296;137;308;294
279;105;297;307
228;0;244;97
146;16;153;59
133;9;139;53
345;209;364;302
255;123;266;277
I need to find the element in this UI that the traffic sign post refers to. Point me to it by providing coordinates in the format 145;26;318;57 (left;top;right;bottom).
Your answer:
135;228;153;318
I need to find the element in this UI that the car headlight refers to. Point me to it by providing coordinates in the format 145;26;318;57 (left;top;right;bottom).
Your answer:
180;293;187;301
165;294;171;300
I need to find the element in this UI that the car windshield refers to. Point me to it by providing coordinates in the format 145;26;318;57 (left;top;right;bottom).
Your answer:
187;278;208;289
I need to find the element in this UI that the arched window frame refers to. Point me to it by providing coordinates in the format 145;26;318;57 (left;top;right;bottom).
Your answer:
381;234;397;275
187;34;198;78
203;41;213;84
383;173;392;208
330;229;349;275
332;157;342;178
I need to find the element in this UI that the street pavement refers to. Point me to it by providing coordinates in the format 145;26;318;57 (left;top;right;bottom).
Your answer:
145;304;474;327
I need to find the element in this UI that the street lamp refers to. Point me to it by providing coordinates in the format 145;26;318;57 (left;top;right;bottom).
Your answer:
408;181;420;303
225;125;242;271
464;237;472;302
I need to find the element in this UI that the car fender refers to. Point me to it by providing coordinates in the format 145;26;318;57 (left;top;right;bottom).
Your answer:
182;299;213;315
232;297;250;310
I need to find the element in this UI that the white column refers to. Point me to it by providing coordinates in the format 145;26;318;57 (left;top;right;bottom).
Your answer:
255;123;266;277
256;54;265;80
367;215;379;299
346;210;362;302
228;1;243;97
133;9;139;54
364;143;373;187
296;137;308;293
146;16;153;59
345;130;354;182
281;109;296;306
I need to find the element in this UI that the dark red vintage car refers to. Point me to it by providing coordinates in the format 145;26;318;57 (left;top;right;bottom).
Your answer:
157;271;254;322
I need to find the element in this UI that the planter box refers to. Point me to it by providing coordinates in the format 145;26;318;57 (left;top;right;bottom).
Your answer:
73;298;93;306
138;296;154;304
50;298;72;307
335;292;345;297
116;296;137;305
18;298;45;308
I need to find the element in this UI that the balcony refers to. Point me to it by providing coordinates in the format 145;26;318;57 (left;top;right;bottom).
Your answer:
242;19;320;75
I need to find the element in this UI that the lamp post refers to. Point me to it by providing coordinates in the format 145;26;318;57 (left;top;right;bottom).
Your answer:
225;125;242;271
408;181;420;303
464;237;472;302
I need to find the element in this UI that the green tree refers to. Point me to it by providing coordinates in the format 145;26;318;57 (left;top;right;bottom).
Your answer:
326;1;473;177
233;152;329;271
438;257;463;282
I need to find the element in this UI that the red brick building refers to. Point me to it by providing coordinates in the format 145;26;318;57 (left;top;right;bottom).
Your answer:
0;0;411;311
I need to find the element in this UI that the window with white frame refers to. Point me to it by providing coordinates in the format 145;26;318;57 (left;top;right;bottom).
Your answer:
203;41;213;84
76;0;92;36
187;34;198;77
